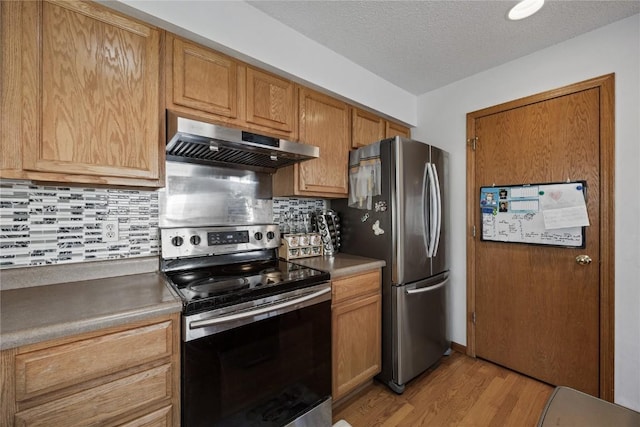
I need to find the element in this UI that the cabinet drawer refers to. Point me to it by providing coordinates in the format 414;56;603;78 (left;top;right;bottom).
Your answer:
332;270;381;304
14;364;172;427
15;321;173;401
119;405;173;427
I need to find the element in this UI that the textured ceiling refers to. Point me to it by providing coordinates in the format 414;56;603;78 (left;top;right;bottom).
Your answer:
246;1;640;95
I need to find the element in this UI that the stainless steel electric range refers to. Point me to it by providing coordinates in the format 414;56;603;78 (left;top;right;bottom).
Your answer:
161;224;332;427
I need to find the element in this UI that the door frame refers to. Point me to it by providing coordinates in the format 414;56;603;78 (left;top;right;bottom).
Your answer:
465;74;615;401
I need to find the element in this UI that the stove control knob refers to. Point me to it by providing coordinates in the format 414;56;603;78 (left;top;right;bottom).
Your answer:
171;236;184;247
254;232;263;241
266;231;275;240
190;235;201;246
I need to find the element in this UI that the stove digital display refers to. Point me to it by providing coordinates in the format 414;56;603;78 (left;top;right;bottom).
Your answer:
207;230;250;246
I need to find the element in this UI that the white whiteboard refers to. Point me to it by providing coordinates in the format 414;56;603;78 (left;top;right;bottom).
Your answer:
480;182;587;248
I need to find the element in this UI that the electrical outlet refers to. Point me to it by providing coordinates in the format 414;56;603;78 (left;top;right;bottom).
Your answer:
102;220;119;242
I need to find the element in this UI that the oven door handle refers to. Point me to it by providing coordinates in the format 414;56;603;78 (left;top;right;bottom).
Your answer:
189;286;331;330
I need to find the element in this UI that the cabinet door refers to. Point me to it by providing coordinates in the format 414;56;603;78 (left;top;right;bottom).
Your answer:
246;66;295;135
352;108;385;148
170;36;238;118
386;121;411;138
332;293;382;400
21;0;161;181
297;87;350;196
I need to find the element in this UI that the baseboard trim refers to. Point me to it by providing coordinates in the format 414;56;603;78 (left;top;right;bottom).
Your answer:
451;341;467;354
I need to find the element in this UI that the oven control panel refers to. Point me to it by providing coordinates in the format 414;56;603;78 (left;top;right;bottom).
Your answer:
161;224;280;259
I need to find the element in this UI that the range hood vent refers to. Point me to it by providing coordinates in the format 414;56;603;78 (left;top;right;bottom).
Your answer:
166;111;319;173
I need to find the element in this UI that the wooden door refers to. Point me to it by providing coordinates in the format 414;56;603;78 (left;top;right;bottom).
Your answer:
467;75;614;399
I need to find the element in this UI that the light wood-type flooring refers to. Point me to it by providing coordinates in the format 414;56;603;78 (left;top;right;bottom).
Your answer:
332;350;554;427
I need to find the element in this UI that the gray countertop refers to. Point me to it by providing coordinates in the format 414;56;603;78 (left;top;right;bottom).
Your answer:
292;252;385;278
0;253;383;351
0;272;182;350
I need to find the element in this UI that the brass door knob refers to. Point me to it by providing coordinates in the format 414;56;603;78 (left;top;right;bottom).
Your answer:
576;254;592;265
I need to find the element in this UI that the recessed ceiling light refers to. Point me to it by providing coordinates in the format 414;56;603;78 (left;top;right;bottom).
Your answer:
508;0;545;21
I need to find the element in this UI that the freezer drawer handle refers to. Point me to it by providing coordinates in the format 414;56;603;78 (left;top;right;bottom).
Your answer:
405;277;449;295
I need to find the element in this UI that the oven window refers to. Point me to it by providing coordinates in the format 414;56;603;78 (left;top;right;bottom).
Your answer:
182;300;331;427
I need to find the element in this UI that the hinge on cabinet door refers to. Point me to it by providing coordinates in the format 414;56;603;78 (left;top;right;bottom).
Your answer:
472;225;476;238
472;312;476;324
466;137;478;151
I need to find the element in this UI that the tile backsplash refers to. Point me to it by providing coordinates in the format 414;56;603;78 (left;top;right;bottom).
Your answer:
0;181;159;268
0;180;327;269
273;197;327;226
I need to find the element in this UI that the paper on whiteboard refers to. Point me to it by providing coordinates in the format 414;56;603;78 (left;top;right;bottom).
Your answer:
539;184;589;229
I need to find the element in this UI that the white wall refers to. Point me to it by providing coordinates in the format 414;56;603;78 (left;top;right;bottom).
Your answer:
413;14;640;411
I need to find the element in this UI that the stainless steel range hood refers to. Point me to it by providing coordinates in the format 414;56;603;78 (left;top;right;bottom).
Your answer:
166;111;319;173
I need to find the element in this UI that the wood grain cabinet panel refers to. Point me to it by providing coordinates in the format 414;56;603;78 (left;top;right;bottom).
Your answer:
332;270;381;304
298;88;350;196
352;108;385;148
0;314;180;427
6;0;163;186
331;270;382;402
166;35;297;140
352;107;410;147
119;405;173;427
15;321;173;402
171;36;238;118
386;120;411;138
246;66;295;133
273;87;350;197
14;364;172;427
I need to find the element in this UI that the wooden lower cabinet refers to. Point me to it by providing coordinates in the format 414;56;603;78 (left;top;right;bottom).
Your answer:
1;314;180;427
331;270;382;402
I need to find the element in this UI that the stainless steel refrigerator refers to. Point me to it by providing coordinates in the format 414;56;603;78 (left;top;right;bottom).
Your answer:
333;136;449;394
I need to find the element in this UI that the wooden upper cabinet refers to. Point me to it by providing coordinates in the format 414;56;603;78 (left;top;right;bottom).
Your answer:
352;107;411;148
352;108;385;149
273;87;350;197
246;66;296;134
8;0;163;186
386;120;411;138
166;35;297;140
170;36;238;119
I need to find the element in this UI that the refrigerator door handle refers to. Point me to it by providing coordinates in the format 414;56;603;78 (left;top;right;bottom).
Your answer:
432;163;442;257
426;162;438;258
421;163;431;256
405;277;449;295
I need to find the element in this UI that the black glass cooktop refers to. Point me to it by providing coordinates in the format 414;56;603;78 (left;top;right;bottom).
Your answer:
165;259;330;314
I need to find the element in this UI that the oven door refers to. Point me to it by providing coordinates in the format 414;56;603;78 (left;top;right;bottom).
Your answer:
181;283;332;427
